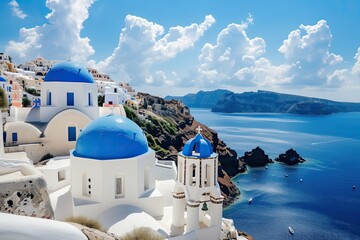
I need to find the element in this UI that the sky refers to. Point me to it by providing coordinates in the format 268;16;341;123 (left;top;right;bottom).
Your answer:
1;0;360;102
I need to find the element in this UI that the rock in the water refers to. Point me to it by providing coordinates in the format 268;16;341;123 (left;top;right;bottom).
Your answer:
275;148;306;165
240;147;273;167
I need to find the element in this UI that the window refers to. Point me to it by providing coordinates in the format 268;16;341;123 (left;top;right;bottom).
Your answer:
3;132;6;144
58;170;66;182
188;164;196;186
114;88;117;93
115;177;124;198
82;174;91;197
205;164;211;187
12;132;18;142
88;93;93;106
144;168;149;191
67;92;74;106
47;91;52;106
68;126;76;142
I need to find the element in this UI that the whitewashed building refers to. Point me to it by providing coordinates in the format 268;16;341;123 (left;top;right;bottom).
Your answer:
0;74;12;106
4;62;125;162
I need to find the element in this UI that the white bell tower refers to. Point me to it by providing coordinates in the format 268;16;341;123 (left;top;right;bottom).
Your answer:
172;127;223;239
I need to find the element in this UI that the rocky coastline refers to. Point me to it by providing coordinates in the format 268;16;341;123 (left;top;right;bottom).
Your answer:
133;93;306;207
131;93;245;206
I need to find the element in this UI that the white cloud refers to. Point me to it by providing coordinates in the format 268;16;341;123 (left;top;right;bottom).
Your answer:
145;71;175;86
8;0;27;19
353;47;360;74
192;15;290;87
328;47;360;87
94;15;215;86
190;18;355;91
278;20;343;86
6;0;95;63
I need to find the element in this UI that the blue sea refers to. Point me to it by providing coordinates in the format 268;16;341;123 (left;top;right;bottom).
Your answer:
191;109;360;240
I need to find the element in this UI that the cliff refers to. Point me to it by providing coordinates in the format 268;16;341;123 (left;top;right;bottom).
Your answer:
165;89;232;108
212;90;360;115
129;92;244;205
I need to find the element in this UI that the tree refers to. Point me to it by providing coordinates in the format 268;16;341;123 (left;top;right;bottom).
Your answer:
98;95;104;106
0;88;8;109
25;88;40;96
22;96;31;107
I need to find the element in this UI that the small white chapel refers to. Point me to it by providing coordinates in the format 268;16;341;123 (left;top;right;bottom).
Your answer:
3;62;125;162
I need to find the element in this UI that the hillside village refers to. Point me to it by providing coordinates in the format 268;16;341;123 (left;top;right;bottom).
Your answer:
0;53;250;240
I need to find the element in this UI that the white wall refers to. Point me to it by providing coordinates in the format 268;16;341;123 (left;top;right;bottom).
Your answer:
43;109;92;158
0;113;3;157
9;107;32;122
38;158;71;193
4;122;41;145
40;82;99;122
99;105;126;117
70;149;164;219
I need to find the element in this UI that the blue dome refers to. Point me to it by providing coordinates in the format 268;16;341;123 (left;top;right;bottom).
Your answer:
74;115;149;160
182;134;213;158
0;75;6;82
44;62;94;83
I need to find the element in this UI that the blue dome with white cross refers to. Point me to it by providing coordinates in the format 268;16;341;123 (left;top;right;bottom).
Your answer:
73;115;149;160
182;128;214;158
44;62;94;83
0;75;7;82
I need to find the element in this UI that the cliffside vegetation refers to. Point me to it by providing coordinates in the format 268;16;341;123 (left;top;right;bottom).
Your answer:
0;88;7;109
125;93;244;206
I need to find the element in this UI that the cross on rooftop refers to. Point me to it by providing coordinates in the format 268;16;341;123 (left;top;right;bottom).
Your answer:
196;126;202;134
34;98;41;108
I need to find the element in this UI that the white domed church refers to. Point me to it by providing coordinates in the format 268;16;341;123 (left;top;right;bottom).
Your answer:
43;113;240;239
4;62;124;162
69;115;164;220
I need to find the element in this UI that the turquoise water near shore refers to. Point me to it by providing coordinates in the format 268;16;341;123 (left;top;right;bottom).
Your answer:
191;109;360;240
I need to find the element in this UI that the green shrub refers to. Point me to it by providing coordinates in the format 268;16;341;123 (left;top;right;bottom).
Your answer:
22;96;31;107
65;216;104;231
120;227;164;240
0;88;8;108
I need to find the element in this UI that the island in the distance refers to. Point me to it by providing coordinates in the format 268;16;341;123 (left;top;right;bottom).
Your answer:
166;89;360;115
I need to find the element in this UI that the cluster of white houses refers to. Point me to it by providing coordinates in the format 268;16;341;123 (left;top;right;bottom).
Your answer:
0;53;138;108
0;58;243;239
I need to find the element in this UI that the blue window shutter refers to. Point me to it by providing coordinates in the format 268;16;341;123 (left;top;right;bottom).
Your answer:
12;132;18;142
88;93;92;106
48;92;52;105
68;127;76;141
67;92;74;106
